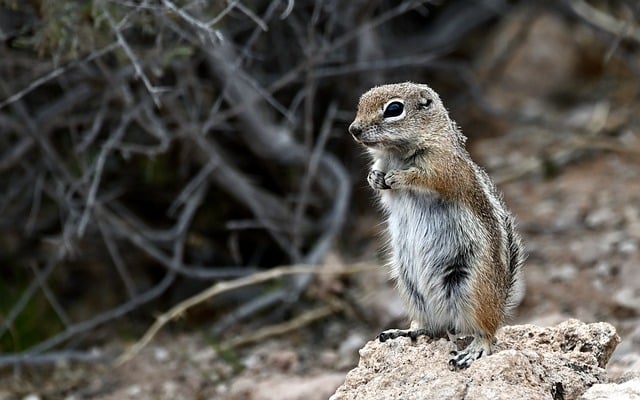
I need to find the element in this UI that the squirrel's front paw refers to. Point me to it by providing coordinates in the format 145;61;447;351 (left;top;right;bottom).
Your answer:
367;169;390;190
384;169;407;189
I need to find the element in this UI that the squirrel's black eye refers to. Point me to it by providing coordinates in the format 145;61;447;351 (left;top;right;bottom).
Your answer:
383;101;404;118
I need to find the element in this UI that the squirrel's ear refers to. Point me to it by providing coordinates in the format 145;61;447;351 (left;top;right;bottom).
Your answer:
418;99;432;110
418;89;433;109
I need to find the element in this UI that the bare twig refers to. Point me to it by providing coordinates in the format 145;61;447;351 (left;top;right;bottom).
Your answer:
99;205;254;280
291;102;337;251
312;52;443;78
77;110;134;237
569;0;640;43
201;1;431;127
24;172;44;233
280;0;295;19
162;0;224;42
101;4;167;106
0;350;109;367
207;0;239;27
210;290;287;336
219;305;337;350
0;271;176;366
0;136;33;172
96;217;138;299
190;132;303;261
75;99;108;153
28;262;71;328
115;263;373;365
0;43;118;110
0;258;60;339
234;1;269;31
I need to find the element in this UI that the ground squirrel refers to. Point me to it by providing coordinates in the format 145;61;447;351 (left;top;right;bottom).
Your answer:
349;82;524;369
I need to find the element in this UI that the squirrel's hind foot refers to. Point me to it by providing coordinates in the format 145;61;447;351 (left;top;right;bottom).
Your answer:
378;328;431;342
448;335;492;370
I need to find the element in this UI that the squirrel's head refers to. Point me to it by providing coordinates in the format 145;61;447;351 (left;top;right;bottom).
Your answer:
349;82;465;155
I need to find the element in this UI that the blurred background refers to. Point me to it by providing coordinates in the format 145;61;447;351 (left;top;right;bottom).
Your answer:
1;0;639;398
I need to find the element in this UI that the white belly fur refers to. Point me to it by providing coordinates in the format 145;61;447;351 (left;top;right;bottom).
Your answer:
381;189;483;335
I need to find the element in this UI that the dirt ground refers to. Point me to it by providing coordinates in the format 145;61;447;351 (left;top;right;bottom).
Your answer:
3;126;640;400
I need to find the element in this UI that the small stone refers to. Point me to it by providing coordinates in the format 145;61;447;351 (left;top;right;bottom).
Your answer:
242;352;262;370
192;347;217;363
618;239;638;255
614;288;640;314
549;263;577;282
586;208;620;229
571;238;608;265
266;349;299;372
126;385;142;397
594;262;612;277
161;381;179;397
153;347;170;362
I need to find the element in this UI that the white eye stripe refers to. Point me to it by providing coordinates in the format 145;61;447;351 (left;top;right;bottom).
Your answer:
382;98;406;122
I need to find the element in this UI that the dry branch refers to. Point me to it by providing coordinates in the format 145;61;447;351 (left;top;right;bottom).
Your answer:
219;305;336;351
569;0;640;43
115;263;374;366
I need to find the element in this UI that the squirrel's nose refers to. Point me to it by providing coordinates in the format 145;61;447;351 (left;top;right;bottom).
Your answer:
349;122;362;139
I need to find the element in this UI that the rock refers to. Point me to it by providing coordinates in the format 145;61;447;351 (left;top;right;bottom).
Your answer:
331;320;619;400
579;378;640;400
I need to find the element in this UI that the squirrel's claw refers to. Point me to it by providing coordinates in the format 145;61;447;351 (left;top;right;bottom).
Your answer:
448;335;492;370
378;328;431;342
368;169;391;190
